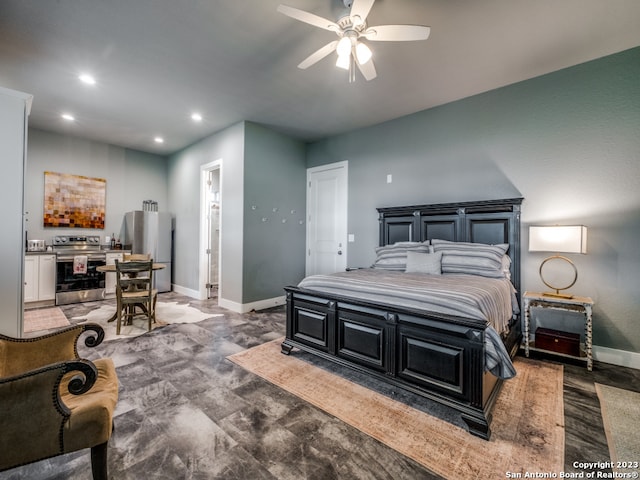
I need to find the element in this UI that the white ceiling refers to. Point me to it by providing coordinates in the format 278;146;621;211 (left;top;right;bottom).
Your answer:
1;0;639;155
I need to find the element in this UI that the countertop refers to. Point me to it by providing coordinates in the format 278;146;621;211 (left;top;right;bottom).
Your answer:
25;248;131;255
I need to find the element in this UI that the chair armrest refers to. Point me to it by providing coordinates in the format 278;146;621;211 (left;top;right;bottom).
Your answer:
0;359;99;470
0;324;104;378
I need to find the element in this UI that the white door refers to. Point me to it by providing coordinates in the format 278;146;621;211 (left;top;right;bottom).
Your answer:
306;161;348;275
199;159;222;302
206;168;220;298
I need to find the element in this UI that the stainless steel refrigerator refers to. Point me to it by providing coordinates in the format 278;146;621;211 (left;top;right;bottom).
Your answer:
123;211;172;292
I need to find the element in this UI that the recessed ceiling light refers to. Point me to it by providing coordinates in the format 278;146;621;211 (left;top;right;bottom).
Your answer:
78;73;96;85
191;113;203;122
61;113;75;121
154;136;164;144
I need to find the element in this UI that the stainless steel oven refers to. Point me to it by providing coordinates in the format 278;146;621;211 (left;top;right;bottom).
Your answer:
54;235;106;305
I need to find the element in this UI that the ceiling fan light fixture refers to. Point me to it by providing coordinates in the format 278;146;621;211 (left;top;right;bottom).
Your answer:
336;36;352;57
277;0;430;82
336;53;350;70
355;42;372;64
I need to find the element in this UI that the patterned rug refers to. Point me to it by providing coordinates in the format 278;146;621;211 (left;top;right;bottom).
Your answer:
228;338;565;479
72;301;223;341
23;307;71;333
596;383;640;469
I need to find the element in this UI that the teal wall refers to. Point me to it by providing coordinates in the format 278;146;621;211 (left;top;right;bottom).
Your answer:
243;122;307;303
168;122;245;303
167;121;307;306
25;128;168;246
307;47;640;353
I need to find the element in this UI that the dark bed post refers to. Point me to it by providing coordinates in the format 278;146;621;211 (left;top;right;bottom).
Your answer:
281;291;294;355
457;207;467;240
511;203;522;298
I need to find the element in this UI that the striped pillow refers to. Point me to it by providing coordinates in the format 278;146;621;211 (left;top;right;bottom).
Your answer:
372;242;431;271
431;239;509;278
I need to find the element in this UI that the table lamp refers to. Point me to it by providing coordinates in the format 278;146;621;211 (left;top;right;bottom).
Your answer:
529;225;587;298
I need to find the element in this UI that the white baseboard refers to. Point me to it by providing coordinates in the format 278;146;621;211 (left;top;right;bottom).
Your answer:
169;285;285;313
218;295;286;314
171;284;202;299
593;345;640;370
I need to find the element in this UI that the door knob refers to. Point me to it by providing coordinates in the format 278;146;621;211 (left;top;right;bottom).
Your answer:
337;250;343;255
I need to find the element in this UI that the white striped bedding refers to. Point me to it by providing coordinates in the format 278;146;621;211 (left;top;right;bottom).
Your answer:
297;269;517;379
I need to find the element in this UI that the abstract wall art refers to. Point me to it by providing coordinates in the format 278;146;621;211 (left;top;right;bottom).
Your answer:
43;171;106;229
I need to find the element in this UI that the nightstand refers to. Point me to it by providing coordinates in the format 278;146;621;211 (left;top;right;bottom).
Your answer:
523;291;594;371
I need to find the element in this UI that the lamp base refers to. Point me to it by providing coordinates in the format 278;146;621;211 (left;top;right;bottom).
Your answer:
539;255;578;300
542;291;574;299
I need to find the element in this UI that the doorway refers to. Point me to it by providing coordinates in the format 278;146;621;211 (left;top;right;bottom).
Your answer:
200;160;222;301
306;161;348;275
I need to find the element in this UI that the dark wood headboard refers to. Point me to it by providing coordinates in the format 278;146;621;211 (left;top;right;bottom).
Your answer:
377;198;523;298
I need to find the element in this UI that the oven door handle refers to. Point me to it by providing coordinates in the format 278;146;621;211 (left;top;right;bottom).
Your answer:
56;255;106;262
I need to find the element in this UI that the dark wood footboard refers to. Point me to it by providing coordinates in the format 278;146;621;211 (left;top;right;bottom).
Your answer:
282;286;520;439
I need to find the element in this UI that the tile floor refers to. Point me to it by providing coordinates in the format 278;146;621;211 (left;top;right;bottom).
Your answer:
3;292;639;479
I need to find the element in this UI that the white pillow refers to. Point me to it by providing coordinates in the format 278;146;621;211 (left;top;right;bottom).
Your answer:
501;254;512;280
405;251;442;275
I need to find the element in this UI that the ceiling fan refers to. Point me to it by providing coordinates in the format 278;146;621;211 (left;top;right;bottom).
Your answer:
277;0;431;82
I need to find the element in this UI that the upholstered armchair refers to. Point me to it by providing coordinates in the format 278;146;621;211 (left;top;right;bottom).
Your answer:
0;323;119;480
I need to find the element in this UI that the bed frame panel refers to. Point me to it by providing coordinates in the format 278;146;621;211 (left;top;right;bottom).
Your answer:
282;198;523;439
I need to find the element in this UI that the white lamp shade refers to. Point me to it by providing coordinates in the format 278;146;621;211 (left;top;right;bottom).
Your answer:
335;54;350;70
336;37;352;57
355;42;372;64
529;225;587;254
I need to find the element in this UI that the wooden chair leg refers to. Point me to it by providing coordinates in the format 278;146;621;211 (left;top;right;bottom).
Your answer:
90;441;109;480
116;298;122;335
152;295;157;324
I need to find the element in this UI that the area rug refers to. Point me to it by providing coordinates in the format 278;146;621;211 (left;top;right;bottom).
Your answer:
23;307;70;333
595;383;640;468
72;301;222;342
228;338;565;479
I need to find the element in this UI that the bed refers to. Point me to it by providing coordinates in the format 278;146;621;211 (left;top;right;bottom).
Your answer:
281;198;523;439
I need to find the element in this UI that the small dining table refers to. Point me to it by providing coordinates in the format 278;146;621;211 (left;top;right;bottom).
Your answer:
97;263;166;274
97;262;166;323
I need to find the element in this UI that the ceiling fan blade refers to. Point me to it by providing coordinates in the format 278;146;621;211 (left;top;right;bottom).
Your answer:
356;56;377;81
363;24;431;41
298;40;339;69
350;0;375;26
277;4;339;32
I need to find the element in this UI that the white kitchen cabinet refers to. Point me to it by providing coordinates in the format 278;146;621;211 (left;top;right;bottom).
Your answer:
23;256;38;303
24;254;56;305
38;254;56;301
105;252;126;295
